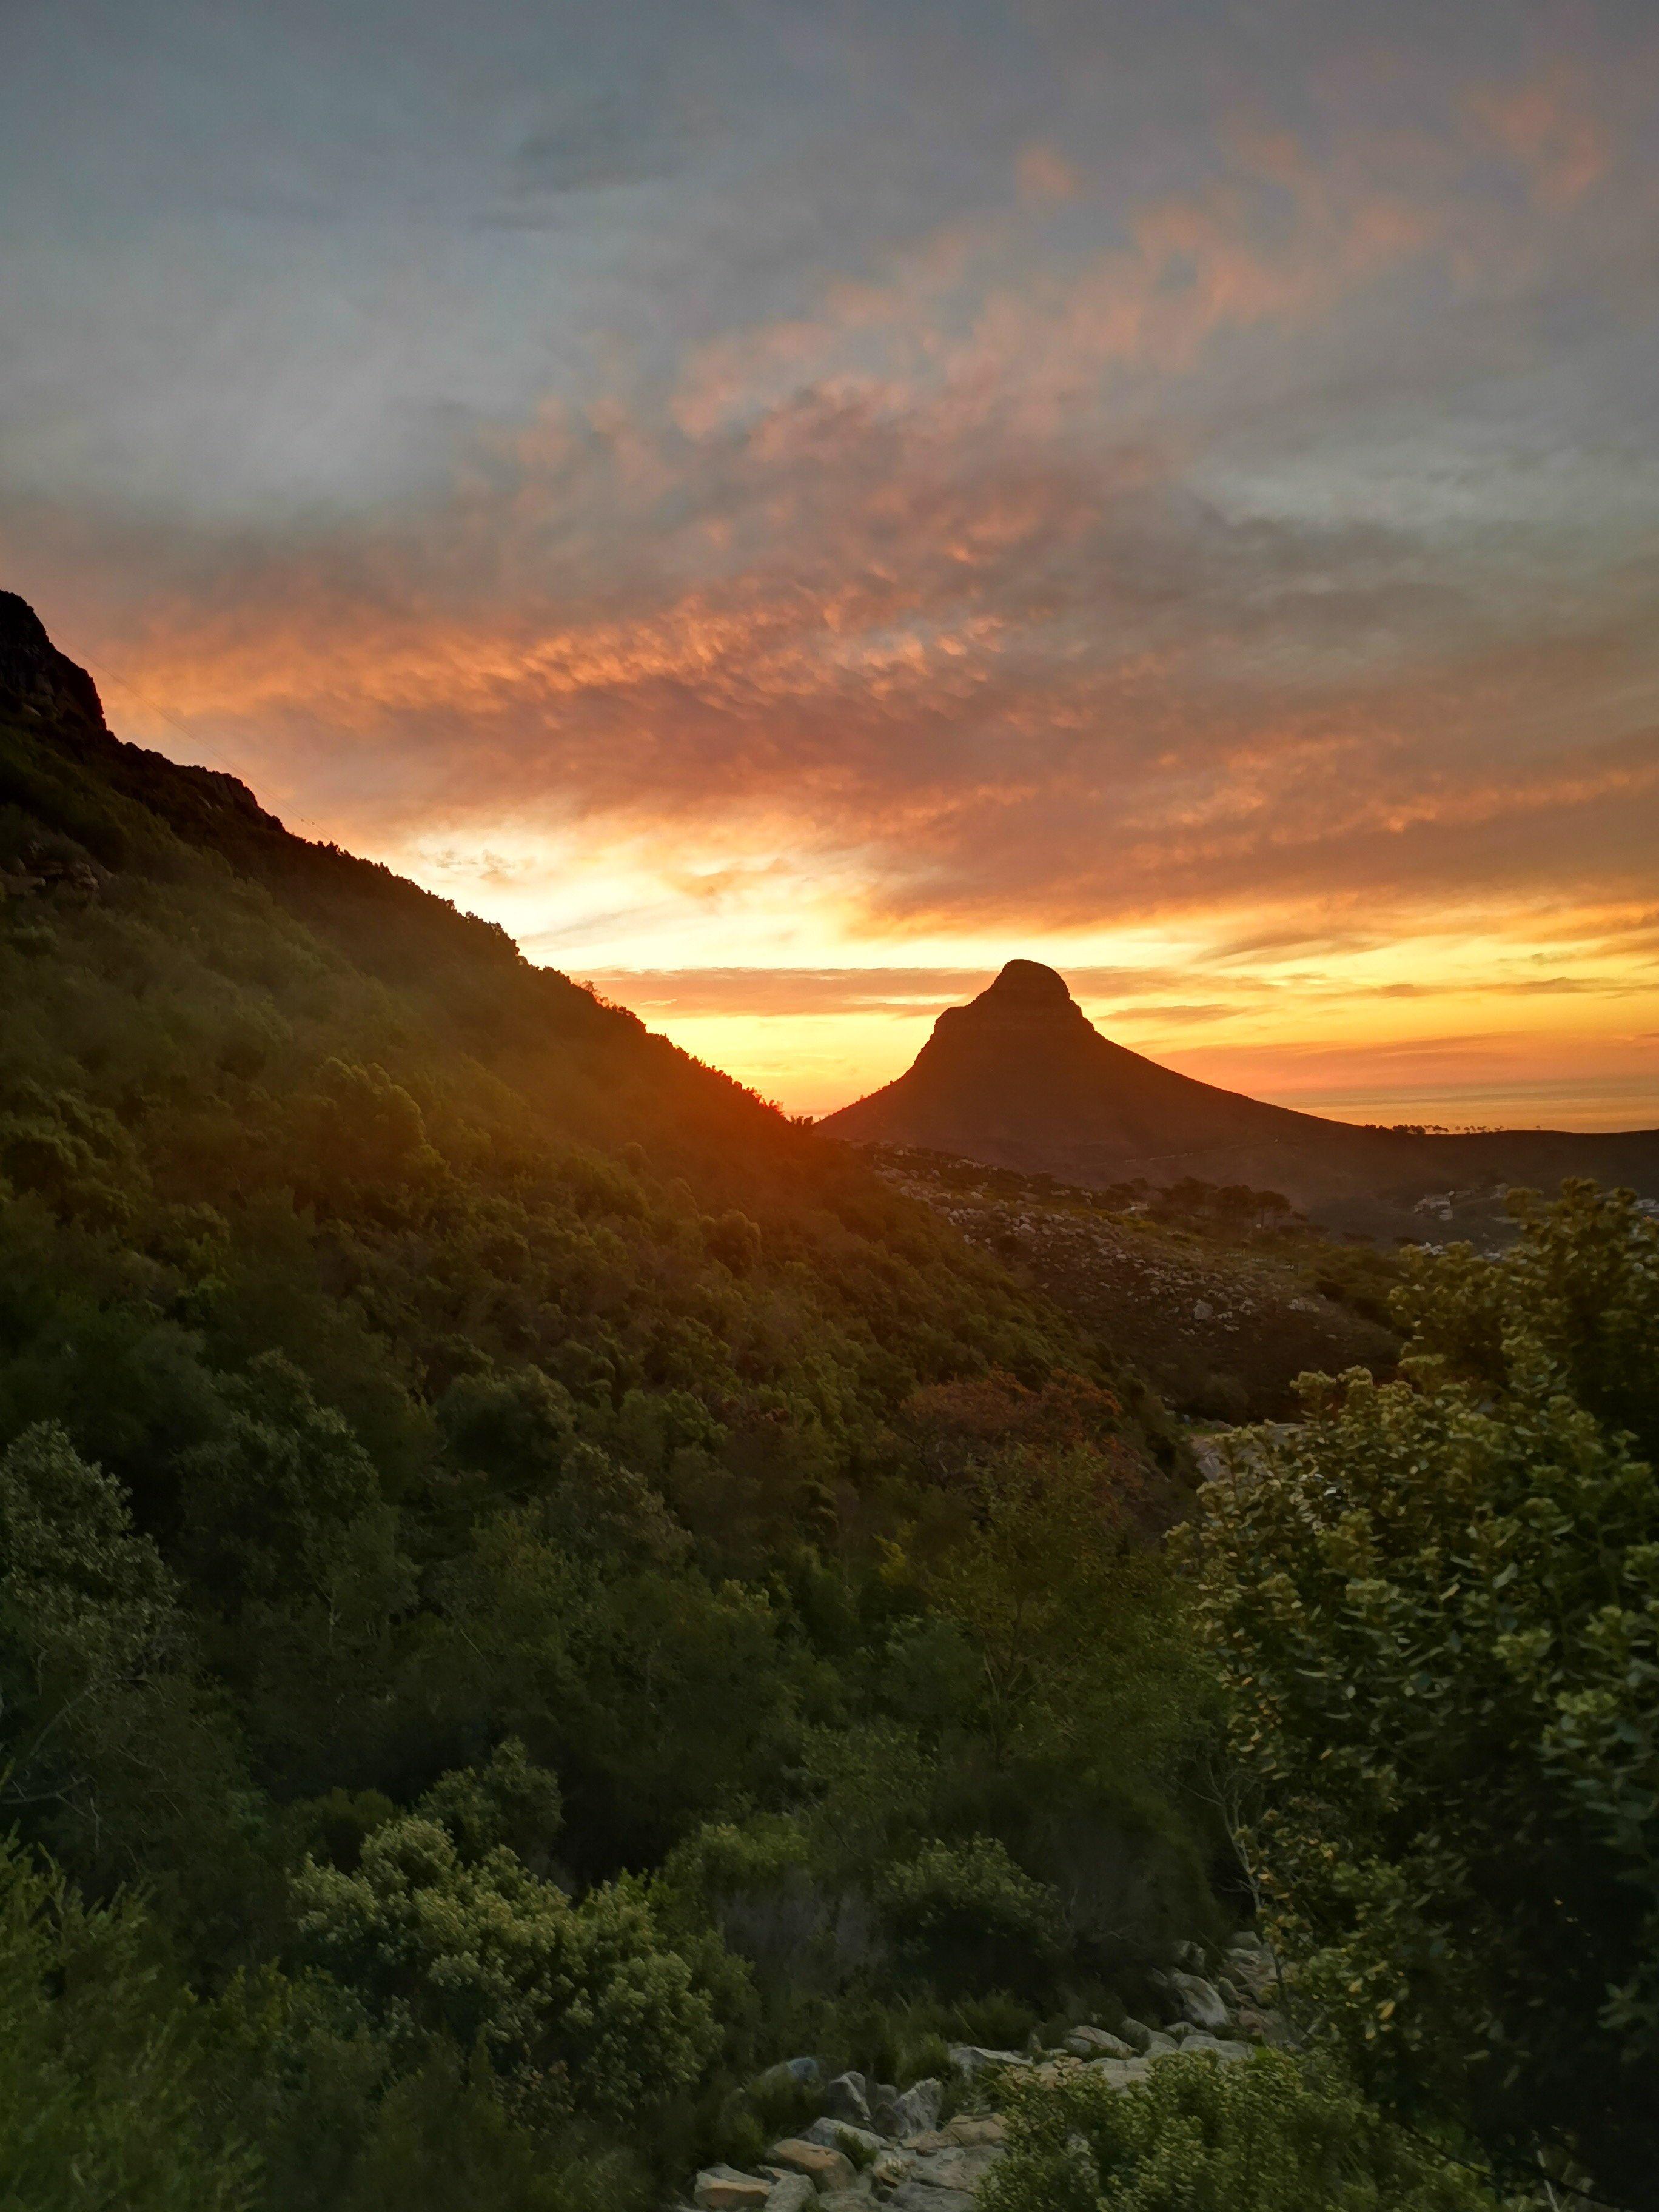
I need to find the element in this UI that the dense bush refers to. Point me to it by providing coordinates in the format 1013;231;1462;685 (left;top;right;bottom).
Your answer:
0;673;1205;2198
982;2049;1501;2212
1188;1182;1659;2203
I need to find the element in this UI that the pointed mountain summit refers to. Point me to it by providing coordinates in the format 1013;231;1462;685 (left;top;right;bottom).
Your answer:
820;962;1659;1235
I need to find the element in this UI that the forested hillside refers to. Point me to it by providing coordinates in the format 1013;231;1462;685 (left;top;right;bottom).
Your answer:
0;595;1204;2205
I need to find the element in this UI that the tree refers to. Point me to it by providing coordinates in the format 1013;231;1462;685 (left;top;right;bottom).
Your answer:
293;1814;722;2128
0;1837;254;2209
1187;1183;1659;2204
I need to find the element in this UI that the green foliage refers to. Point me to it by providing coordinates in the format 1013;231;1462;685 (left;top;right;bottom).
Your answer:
983;2049;1501;2212
0;1837;254;2210
0;682;1208;2197
294;1814;722;2127
1187;1182;1659;2202
877;1835;1062;1991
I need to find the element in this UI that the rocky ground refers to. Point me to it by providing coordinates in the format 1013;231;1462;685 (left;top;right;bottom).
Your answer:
681;1937;1282;2212
870;1149;1400;1422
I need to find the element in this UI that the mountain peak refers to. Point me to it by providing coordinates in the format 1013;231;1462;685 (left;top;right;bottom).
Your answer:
980;958;1074;1007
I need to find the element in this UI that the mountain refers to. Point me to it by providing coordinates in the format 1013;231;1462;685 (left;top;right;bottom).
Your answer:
820;959;1659;1235
0;592;1207;2202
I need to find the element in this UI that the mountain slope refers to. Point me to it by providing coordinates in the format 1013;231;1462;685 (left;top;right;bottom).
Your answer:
820;959;1659;1235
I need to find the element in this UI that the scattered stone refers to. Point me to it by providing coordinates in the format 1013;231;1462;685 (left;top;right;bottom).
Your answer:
910;2145;1004;2194
805;2118;885;2159
885;2188;973;2212
1176;2033;1250;2065
763;2182;816;2212
1062;2026;1134;2059
947;2045;1030;2080
695;2168;773;2211
869;2150;915;2190
1088;2056;1153;2089
1169;1971;1230;2032
1114;2016;1156;2053
823;2072;873;2126
874;2077;942;2137
943;2117;1007;2147
765;2140;857;2192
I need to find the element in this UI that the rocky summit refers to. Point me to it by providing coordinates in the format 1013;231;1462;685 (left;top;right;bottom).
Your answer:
820;961;1659;1237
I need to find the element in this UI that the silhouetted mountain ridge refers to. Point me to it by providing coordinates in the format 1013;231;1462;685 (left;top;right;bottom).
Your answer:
821;961;1659;1235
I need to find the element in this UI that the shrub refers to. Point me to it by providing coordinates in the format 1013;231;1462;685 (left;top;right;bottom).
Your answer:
878;1836;1062;1992
982;2049;1500;2212
293;1815;721;2127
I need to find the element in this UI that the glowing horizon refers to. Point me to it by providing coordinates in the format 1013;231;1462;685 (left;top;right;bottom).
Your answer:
4;1;1657;1133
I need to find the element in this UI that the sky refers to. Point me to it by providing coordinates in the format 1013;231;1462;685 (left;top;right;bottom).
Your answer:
3;0;1658;1125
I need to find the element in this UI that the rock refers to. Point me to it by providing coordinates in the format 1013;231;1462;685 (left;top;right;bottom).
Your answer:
766;2140;857;2191
816;2193;876;2212
1173;1940;1207;1971
1193;1299;1214;1320
947;2044;1030;2080
910;2144;1003;2194
896;2077;943;2136
1115;2016;1156;2053
696;2169;773;2211
1176;2033;1250;2065
1062;2026;1134;2059
824;2071;873;2126
943;2117;1006;2147
1169;1971;1230;2033
805;2118;885;2158
1088;2055;1154;2088
870;2150;915;2189
786;2056;825;2086
873;2077;943;2137
885;2189;973;2212
764;2182;816;2212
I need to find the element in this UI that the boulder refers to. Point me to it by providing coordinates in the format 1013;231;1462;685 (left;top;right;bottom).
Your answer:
874;2077;942;2138
695;2169;773;2211
823;2071;873;2126
764;2182;816;2212
910;2144;1004;2194
1175;2032;1250;2065
765;2140;857;2192
1168;1971;1230;2033
869;2150;914;2190
886;2190;973;2212
805;2118;884;2159
1088;2055;1153;2089
947;2044;1030;2080
944;2116;1006;2146
1064;2026;1134;2059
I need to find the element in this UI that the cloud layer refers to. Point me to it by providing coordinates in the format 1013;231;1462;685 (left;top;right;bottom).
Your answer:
3;1;1657;1120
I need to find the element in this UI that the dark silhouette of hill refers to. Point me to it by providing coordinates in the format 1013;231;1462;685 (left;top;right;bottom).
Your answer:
820;959;1659;1235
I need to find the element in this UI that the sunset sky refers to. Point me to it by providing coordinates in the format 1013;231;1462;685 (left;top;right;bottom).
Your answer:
4;0;1658;1124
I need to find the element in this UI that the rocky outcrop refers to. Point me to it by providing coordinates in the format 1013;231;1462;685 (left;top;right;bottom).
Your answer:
0;591;107;731
679;1934;1281;2212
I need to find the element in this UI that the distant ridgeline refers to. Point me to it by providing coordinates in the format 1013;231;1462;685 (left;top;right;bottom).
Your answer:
821;958;1659;1239
0;592;1210;2203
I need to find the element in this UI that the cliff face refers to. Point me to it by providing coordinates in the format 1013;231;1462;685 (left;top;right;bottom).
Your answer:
821;962;1659;1234
0;589;107;731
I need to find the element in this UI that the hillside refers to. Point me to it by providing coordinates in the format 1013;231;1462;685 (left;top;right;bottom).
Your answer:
820;960;1659;1236
0;593;1210;2207
866;1147;1401;1422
